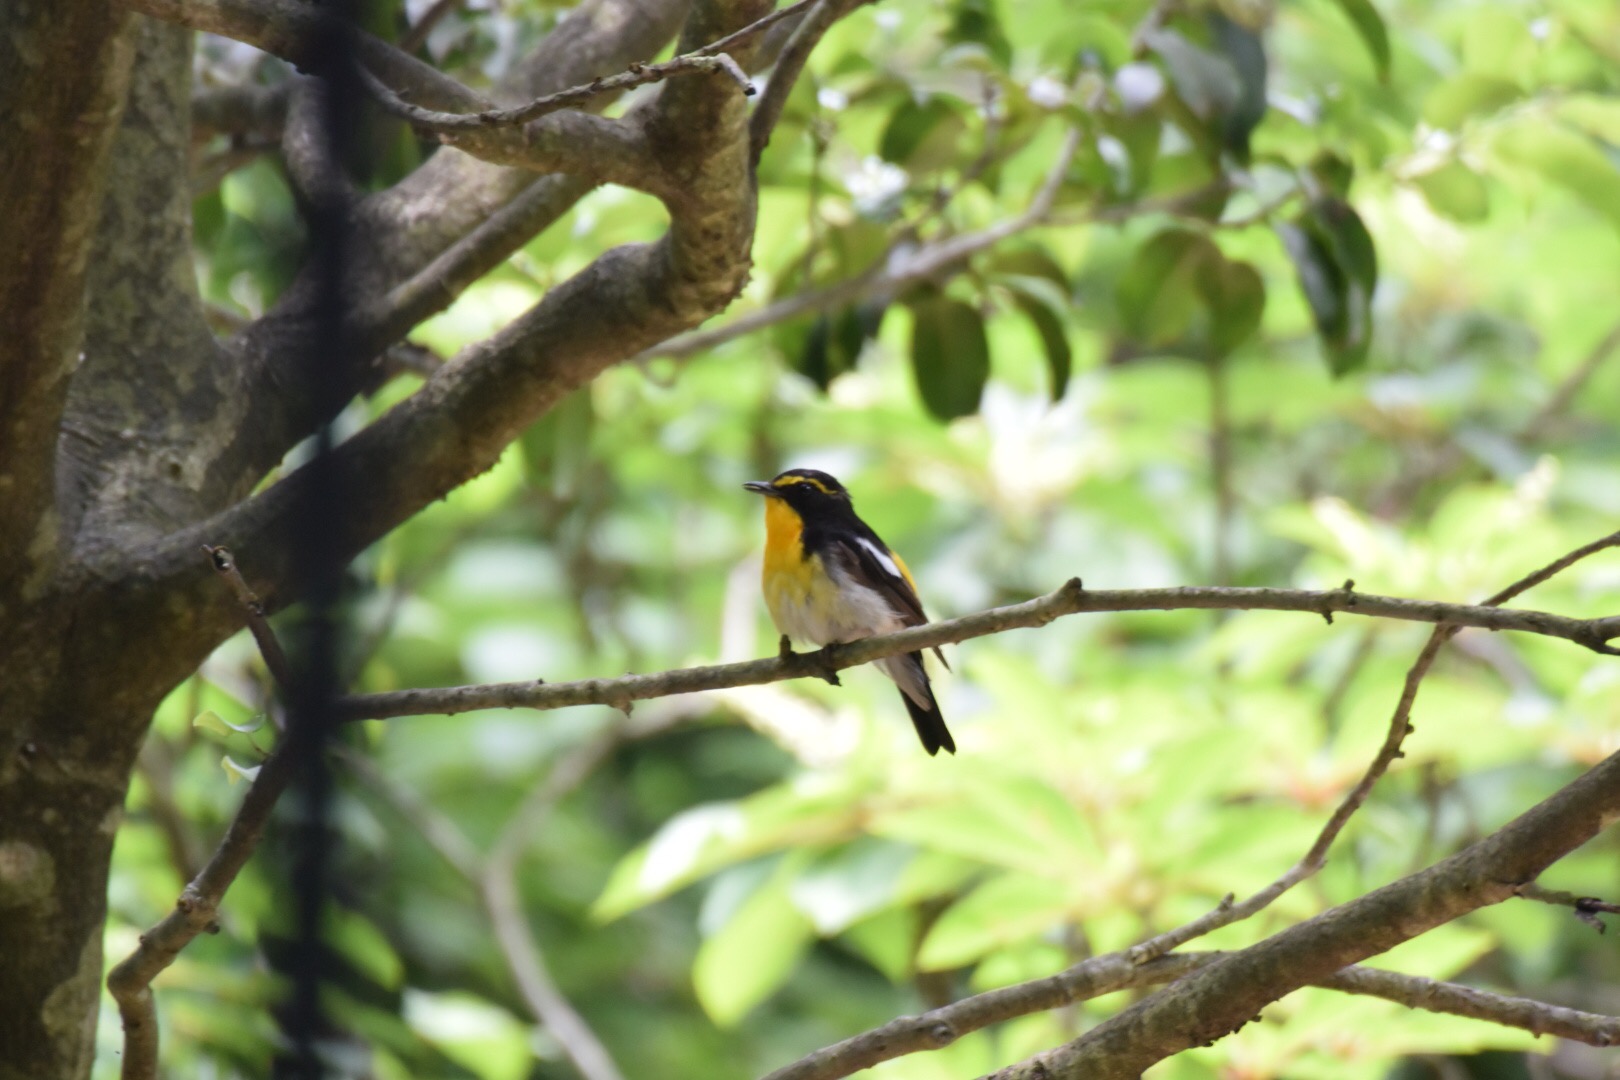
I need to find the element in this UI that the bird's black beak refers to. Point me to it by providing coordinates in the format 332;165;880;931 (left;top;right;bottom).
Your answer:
743;481;777;496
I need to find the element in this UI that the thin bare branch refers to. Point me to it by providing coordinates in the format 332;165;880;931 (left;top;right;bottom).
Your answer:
1321;966;1620;1046
337;568;1620;721
108;545;309;1079
398;0;469;53
202;546;296;691
108;742;299;1080
749;0;862;160
1515;882;1620;933
362;49;754;135
1521;318;1620;443
345;727;649;1080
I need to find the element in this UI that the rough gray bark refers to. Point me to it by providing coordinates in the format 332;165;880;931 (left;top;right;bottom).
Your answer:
0;3;138;1076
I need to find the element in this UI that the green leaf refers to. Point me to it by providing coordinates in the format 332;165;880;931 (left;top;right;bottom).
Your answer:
1314;197;1378;294
1276;197;1377;375
991;252;1073;394
1116;228;1220;346
1411;160;1490;223
1327;0;1390;80
221;756;262;785
519;388;593;497
1016;296;1073;399
193;710;232;737
1421;73;1521;130
326;906;405;990
592;777;868;921
1491;119;1620;233
945;0;1013;67
1276;219;1355;375
872;772;1100;875
916;872;1072;970
909;295;990;421
840;908;916;983
1200;257;1266;355
1558;94;1620;145
1146;28;1242;130
692;866;814;1027
789;838;911;934
879;98;966;171
1207;11;1267;161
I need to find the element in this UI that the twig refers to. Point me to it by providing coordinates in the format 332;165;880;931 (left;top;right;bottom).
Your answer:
358;0;824;135
362;53;752;135
1320;966;1620;1046
760;953;1206;1080
1520;318;1620;443
108;547;305;1079
398;0;469;53
749;0;863;160
202;545;296;691
108;742;299;1080
336;568;1620;721
1515;882;1620;934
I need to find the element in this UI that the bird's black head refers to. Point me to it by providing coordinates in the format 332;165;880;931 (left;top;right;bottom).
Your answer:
743;468;854;514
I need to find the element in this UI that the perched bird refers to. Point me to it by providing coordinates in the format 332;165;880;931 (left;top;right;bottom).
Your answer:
744;469;954;755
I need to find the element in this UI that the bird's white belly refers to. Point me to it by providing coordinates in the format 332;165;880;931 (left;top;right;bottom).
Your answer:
767;559;903;646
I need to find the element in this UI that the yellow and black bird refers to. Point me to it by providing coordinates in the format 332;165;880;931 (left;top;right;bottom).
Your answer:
744;469;954;755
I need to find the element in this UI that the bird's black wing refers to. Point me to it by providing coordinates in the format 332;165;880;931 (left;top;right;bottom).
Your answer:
829;530;950;669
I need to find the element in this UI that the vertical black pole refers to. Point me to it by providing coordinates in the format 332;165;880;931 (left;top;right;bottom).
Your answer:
281;6;360;1077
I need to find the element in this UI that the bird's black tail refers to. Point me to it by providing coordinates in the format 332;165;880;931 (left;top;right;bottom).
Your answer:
897;653;954;756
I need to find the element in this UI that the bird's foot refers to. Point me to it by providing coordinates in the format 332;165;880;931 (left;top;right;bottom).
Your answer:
778;634;795;660
816;642;844;687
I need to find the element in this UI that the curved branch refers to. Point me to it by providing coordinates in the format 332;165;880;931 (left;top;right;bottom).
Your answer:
135;0;771;655
393;101;674;198
330;575;1620;721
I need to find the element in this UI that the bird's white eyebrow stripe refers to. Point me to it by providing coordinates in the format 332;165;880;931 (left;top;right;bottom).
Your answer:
856;536;902;580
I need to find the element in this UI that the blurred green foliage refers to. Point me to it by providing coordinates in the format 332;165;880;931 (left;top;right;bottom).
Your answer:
110;0;1620;1076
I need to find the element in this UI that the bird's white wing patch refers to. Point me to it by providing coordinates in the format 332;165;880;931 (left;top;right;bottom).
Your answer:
856;536;903;581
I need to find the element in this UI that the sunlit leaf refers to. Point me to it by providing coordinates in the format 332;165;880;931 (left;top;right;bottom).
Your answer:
1411;160;1490;223
692;866;814;1026
1422;73;1521;130
1490;118;1620;233
917;872;1072;970
593;777;868;921
1327;0;1390;80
